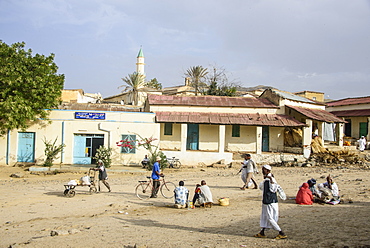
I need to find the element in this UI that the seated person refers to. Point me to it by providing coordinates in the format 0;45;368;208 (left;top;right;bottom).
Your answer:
193;180;213;207
295;182;313;205
141;155;150;168
318;175;340;204
174;181;189;208
192;183;201;206
307;178;321;201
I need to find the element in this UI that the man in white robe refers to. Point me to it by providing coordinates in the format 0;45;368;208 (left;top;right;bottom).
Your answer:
358;136;367;152
254;164;287;239
198;180;213;205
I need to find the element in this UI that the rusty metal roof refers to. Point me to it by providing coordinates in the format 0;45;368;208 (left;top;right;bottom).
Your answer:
155;111;306;127
330;109;370;117
148;94;278;108
327;96;370;107
58;103;141;112
286;105;345;123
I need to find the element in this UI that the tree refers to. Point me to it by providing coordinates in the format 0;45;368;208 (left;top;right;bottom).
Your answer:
120;72;146;105
184;66;208;96
145;78;162;90
43;137;65;167
205;65;239;96
0;41;64;136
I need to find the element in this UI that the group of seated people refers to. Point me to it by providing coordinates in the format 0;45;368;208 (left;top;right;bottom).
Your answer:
296;174;340;205
173;180;213;209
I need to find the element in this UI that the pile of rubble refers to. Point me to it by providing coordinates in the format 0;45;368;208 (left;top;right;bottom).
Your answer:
309;136;370;168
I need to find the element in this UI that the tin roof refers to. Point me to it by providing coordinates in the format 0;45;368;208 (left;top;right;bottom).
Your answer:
148;94;278;108
58;103;141;112
272;89;320;104
330;109;370;117
286;105;345;123
326;96;370;107
155;111;306;127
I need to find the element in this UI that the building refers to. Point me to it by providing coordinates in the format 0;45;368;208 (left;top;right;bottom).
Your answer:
61;89;102;103
0;103;159;166
145;94;305;165
326;96;370;140
294;90;325;102
260;89;345;157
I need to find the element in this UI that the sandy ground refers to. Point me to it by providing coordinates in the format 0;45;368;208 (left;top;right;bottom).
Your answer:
1;164;370;248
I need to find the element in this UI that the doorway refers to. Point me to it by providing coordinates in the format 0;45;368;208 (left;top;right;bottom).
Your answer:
17;132;35;162
73;134;104;164
187;124;199;150
262;126;269;152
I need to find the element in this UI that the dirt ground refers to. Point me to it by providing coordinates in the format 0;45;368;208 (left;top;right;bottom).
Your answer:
1;163;370;248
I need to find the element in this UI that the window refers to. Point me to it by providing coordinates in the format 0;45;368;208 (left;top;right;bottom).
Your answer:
312;97;316;100
121;134;136;154
232;125;240;137
164;123;173;135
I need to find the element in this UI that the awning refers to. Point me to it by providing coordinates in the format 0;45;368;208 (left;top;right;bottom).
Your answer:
330;109;370;117
154;111;306;127
286;105;345;123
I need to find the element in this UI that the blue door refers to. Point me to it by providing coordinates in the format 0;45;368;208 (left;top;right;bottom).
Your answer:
262;126;269;152
17;132;35;162
73;135;91;164
187;124;199;150
73;134;104;164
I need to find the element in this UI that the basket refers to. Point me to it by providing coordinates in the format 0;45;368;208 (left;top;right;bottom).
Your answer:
218;197;229;206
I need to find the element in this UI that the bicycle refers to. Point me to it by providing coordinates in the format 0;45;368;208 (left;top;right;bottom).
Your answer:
168;157;182;169
135;175;176;200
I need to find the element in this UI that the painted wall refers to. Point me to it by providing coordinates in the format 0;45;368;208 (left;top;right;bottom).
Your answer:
159;123;182;150
199;125;219;151
269;127;285;152
348;116;368;138
225;126;256;152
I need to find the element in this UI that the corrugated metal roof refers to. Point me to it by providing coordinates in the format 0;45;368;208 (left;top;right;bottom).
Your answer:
286;105;345;123
327;96;370;107
155;111;306;127
148;95;278;108
330;109;370;117
273;89;319;104
58;103;141;112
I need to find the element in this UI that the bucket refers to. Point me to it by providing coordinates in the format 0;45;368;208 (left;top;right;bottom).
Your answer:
218;197;229;206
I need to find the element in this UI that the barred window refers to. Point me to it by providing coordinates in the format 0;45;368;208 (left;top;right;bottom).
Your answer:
121;134;136;154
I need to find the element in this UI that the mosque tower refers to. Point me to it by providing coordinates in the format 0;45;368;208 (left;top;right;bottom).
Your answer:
136;47;145;77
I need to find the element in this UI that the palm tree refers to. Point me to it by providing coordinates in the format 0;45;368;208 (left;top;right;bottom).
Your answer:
185;66;208;96
120;72;146;105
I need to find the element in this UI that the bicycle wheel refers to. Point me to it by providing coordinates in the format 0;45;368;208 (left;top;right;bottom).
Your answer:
135;183;151;200
174;160;182;169
160;181;176;198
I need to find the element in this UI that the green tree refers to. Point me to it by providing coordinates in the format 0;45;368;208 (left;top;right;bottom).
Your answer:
43;137;65;167
145;78;162;90
0;41;65;136
205;66;238;96
120;72;146;105
93;145;112;168
185;66;208;96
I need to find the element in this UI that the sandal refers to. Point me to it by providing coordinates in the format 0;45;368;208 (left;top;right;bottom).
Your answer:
253;233;267;238
275;234;287;239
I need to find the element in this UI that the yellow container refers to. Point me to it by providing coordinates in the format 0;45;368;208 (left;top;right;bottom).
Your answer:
218;197;229;206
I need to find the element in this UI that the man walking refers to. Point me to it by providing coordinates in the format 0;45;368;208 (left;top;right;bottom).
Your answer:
254;164;287;239
92;160;111;192
239;154;258;190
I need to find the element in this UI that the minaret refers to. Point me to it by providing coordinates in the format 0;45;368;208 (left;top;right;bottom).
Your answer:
136;47;145;76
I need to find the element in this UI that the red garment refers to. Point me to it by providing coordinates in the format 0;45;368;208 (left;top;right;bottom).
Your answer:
296;182;313;205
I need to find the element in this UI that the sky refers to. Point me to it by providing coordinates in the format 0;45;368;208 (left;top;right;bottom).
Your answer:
1;0;370;100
